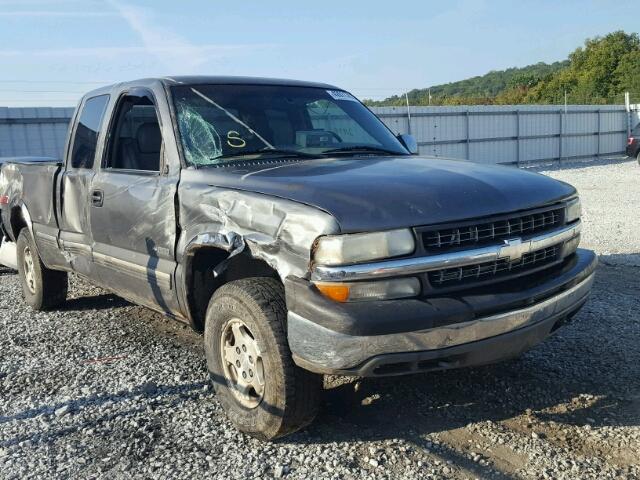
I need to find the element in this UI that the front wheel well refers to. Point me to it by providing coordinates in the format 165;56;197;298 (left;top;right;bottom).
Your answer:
185;247;280;331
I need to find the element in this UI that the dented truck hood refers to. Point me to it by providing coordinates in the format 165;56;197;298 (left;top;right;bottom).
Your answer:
197;155;575;233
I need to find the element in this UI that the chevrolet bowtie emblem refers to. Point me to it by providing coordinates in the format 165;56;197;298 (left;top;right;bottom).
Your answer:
498;238;530;262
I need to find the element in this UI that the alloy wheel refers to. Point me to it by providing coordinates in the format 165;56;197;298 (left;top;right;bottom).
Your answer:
220;318;265;408
23;246;36;294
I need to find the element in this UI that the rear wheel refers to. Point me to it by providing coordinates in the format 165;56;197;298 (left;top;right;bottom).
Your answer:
636;150;640;166
16;229;68;310
204;277;322;440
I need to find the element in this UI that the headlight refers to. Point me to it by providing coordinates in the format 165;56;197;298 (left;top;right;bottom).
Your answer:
314;228;415;266
314;277;421;302
566;197;581;223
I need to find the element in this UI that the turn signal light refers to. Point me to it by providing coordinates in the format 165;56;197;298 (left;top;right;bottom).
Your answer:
314;283;350;302
314;277;421;302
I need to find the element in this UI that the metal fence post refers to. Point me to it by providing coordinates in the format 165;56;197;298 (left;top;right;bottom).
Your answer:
405;93;412;135
465;110;470;160
558;109;563;163
515;110;520;166
596;109;601;157
625;92;631;138
49;108;60;155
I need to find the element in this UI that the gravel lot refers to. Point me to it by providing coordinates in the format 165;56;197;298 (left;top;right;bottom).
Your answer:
1;156;639;479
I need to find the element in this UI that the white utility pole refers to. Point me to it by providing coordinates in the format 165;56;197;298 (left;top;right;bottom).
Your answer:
625;91;631;137
625;91;631;111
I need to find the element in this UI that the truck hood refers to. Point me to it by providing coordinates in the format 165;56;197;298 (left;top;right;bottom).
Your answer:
199;156;575;232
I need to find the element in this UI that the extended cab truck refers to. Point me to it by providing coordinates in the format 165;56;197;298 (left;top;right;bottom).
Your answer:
0;77;596;440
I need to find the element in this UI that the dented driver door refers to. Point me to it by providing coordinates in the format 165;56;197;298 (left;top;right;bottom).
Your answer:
88;88;181;315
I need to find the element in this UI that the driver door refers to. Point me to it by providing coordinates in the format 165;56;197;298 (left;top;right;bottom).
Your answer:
89;88;180;314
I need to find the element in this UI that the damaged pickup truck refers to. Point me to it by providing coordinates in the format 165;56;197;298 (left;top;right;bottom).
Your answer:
0;77;596;440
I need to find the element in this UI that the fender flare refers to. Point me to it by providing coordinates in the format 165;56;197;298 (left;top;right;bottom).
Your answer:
176;231;244;328
176;231;282;330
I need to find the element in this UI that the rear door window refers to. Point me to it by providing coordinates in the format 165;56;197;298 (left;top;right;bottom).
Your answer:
70;94;110;169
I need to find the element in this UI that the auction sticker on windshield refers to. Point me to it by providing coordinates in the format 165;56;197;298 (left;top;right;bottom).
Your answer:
326;90;359;102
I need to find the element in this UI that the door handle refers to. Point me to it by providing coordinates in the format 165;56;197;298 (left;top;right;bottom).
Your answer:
91;189;104;207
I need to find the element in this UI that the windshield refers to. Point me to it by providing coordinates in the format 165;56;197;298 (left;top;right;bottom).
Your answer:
170;84;409;166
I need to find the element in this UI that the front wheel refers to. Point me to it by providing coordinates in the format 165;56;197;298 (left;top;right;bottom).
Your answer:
204;277;322;440
16;229;68;310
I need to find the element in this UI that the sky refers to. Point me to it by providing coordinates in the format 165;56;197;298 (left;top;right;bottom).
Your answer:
0;0;638;107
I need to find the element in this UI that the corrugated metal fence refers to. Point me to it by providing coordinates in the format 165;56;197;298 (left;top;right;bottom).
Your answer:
0;104;637;164
370;104;634;164
631;104;640;128
0;107;74;158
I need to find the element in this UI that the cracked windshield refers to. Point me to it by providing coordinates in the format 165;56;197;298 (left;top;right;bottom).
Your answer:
171;84;408;166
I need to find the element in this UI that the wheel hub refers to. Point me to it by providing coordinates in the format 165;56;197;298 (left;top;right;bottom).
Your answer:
23;246;36;294
220;318;265;408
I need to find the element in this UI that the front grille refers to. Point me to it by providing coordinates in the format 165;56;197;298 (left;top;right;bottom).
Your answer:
421;207;563;252
428;245;560;287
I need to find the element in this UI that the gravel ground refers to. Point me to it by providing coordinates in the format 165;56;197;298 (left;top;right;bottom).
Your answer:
1;156;639;479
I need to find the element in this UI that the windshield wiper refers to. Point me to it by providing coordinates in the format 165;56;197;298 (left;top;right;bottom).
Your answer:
216;148;322;161
321;146;401;156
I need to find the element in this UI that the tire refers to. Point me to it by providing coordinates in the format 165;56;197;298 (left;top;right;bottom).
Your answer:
636;150;640;166
16;228;68;310
204;277;322;440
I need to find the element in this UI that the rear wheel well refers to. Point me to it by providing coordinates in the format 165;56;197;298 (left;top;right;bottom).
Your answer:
185;247;280;331
9;207;27;242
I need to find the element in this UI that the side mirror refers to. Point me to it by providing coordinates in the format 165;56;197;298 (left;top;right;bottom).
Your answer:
397;134;418;155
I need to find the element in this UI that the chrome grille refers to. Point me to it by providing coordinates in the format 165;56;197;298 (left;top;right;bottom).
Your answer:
422;207;563;251
428;245;560;287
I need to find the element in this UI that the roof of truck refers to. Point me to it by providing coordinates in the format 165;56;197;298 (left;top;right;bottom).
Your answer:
161;76;339;89
82;76;341;99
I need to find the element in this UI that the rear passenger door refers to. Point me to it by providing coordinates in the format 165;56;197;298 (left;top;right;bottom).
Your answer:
89;88;180;314
57;94;110;274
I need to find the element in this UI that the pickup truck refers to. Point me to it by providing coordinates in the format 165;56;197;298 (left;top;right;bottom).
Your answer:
0;76;596;440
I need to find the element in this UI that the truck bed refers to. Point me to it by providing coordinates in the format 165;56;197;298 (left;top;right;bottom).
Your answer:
0;159;62;243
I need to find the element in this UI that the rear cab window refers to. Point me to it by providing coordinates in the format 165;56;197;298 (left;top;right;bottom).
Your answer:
70;94;110;169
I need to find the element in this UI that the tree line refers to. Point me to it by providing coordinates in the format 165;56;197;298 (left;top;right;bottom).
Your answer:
364;31;640;106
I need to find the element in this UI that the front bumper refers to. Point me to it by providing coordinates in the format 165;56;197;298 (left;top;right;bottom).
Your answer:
286;248;597;376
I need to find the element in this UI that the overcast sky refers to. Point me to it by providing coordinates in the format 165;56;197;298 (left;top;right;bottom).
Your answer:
0;0;637;107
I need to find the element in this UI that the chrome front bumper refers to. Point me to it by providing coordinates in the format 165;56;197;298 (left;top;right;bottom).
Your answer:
288;271;595;375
